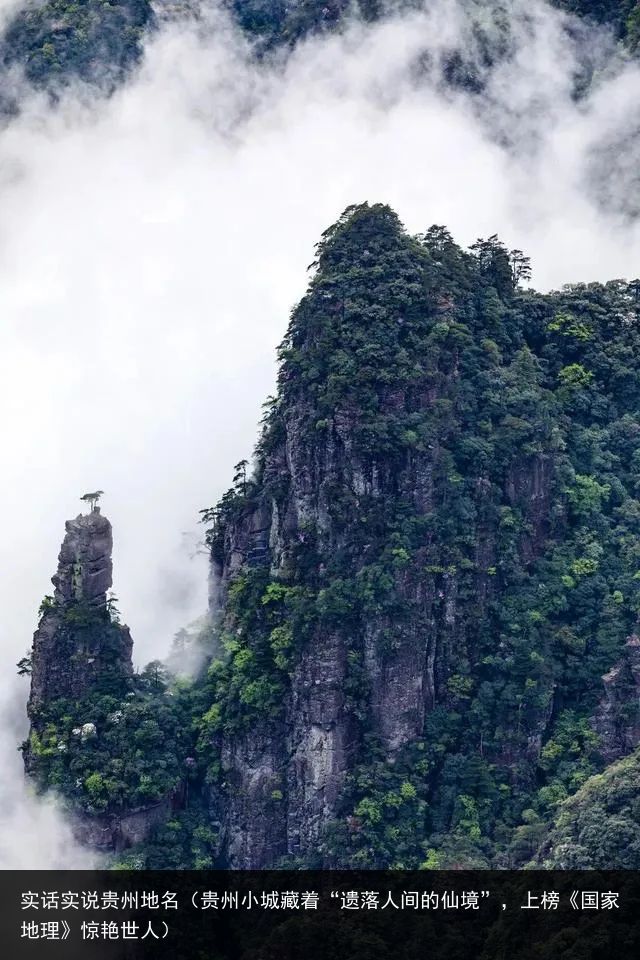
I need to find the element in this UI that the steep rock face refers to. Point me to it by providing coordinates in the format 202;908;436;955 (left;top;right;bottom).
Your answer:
220;730;288;867
52;510;114;606
27;509;133;726
593;635;640;763
71;790;181;853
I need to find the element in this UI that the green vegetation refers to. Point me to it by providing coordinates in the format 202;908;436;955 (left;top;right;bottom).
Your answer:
0;0;637;97
24;665;198;815
539;749;640;867
1;0;151;89
198;570;317;740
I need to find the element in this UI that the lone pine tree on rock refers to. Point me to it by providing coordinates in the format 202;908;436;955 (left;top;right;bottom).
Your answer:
80;490;104;513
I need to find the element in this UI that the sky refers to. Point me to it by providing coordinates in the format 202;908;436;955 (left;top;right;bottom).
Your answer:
0;0;638;866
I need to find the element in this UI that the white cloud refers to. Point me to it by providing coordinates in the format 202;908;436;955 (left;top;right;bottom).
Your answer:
0;0;638;866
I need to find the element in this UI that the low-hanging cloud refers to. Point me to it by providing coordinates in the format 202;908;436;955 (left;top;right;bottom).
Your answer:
0;0;638;867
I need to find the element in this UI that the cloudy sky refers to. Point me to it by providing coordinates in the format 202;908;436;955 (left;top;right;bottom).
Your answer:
0;0;638;866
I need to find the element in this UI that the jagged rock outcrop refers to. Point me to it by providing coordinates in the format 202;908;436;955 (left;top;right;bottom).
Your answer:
27;508;133;726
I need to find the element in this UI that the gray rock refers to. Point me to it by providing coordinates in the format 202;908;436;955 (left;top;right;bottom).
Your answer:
52;508;114;606
71;792;179;852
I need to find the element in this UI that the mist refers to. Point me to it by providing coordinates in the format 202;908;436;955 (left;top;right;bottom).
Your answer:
0;0;638;866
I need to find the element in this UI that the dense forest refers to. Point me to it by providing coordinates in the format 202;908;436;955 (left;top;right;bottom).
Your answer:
0;0;638;95
23;203;640;869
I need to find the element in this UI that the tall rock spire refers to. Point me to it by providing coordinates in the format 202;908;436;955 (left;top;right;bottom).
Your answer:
26;508;133;728
51;508;114;607
22;505;186;855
